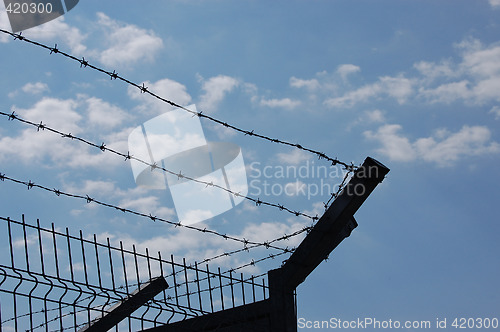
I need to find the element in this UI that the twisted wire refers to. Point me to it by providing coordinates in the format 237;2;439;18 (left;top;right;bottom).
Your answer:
0;110;321;221
0;28;357;172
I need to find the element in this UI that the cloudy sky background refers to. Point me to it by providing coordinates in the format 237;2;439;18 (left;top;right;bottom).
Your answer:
1;1;500;330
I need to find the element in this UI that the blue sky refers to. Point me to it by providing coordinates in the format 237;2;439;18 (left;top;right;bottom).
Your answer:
1;1;500;331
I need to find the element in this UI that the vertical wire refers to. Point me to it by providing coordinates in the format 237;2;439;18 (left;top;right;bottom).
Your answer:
7;217;21;332
51;223;66;332
37;219;53;332
119;241;131;332
22;215;35;331
206;265;214;313
65;227;80;332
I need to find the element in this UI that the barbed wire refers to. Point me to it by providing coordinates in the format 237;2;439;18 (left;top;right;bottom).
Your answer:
0;110;321;222
0;27;355;249
0;173;305;256
323;168;353;209
0;27;357;331
0;28;357;172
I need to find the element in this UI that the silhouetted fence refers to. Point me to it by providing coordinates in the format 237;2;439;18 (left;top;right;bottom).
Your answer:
0;215;267;331
1;156;389;331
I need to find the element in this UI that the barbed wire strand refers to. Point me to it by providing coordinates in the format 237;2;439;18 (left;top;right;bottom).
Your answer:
0;173;304;255
323;168;353;209
0;27;354;331
0;28;357;172
0;110;322;221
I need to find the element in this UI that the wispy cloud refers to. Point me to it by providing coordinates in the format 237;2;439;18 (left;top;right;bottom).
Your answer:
21;16;87;55
365;124;500;166
276;149;311;165
95;13;163;67
0;96;131;169
490;106;500;119
86;97;131;128
128;78;192;115
325;75;413;108
260;97;301;109
489;0;500;8
416;38;500;104
289;76;320;90
198;75;239;112
8;82;50;98
336;64;361;80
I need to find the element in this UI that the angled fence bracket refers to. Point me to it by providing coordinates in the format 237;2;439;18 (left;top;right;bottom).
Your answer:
79;277;168;332
139;157;389;331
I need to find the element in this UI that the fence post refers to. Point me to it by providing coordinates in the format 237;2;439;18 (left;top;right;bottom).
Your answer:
280;157;389;292
268;268;297;332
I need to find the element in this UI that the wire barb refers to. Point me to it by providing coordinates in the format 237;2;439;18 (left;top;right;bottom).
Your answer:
0;109;326;222
50;43;58;54
0;28;357;170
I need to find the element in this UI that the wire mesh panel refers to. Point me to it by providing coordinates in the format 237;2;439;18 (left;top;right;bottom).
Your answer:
0;215;268;332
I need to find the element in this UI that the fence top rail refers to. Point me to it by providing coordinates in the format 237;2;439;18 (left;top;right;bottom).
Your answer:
0;215;269;290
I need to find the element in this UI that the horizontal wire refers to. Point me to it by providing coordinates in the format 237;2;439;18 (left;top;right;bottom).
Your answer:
0;110;320;221
0;28;357;172
1;213;287;329
0;175;297;255
0;214;285;297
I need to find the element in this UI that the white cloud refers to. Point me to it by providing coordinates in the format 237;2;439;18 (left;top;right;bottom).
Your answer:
337;64;361;80
364;124;416;162
22;16;87;55
199;75;239;112
325;83;380;108
119;196;176;218
260;97;301;109
64;180;118;196
207;122;238;139
365;109;386;123
86;97;130;128
289;76;320;90
276;149;311;165
96;12;163;67
322;38;500;108
325;74;414;108
489;106;500;119
415;126;500;165
0;97;129;169
416;39;500;104
8;82;50;98
489;0;500;8
460;41;500;78
419;80;471;104
284;180;307;196
347;109;386;131
379;76;414;103
22;82;49;94
128;78;192;115
413;60;456;82
240;220;306;249
0;9;12;42
21;97;82;133
365;124;500;166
